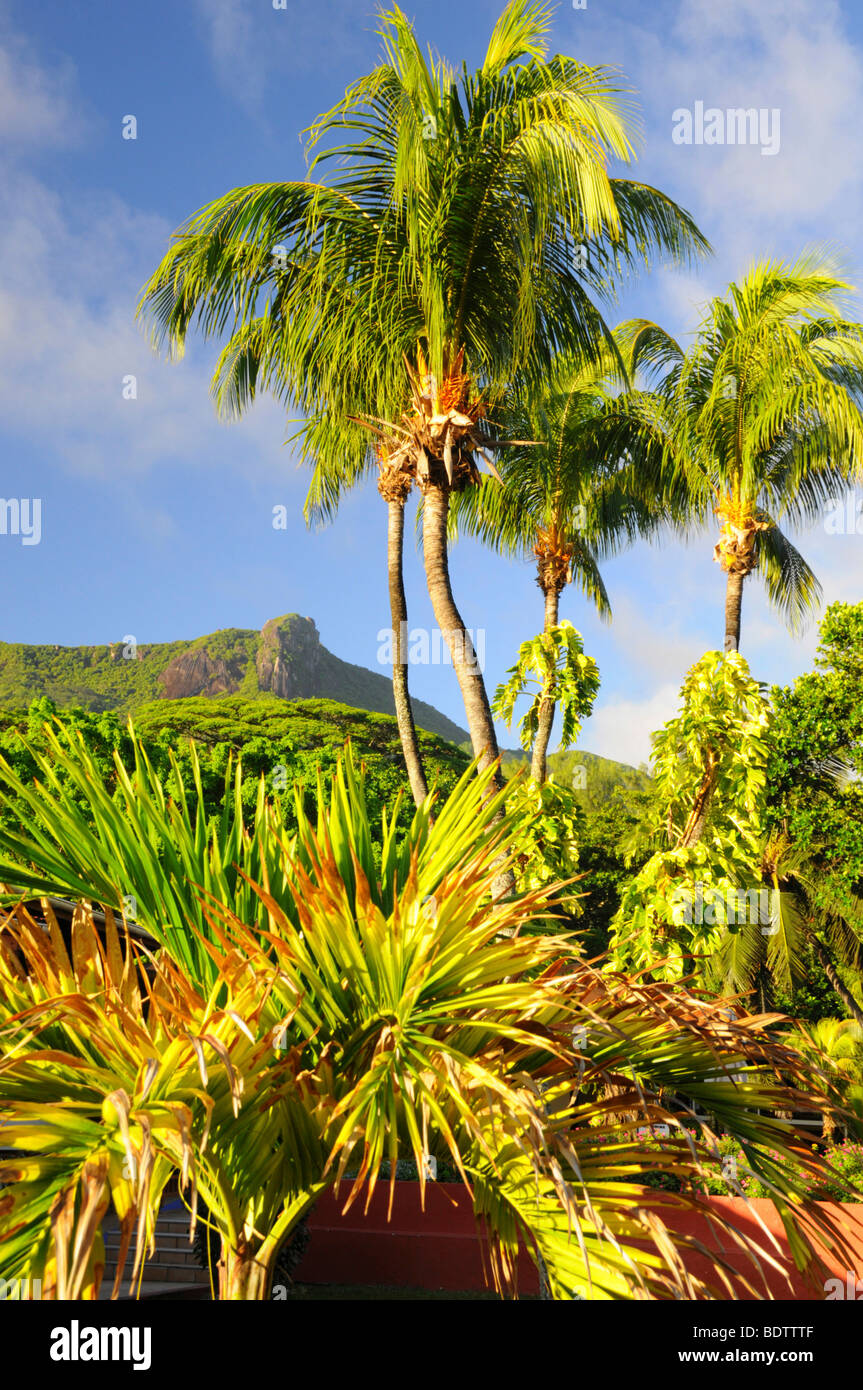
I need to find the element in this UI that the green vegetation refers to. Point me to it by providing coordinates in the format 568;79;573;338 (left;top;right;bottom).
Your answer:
768;601;863;916
0;636;187;710
1;738;859;1301
0;696;470;849
4;0;863;1307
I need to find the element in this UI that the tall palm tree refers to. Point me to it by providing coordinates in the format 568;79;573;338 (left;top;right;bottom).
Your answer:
138;0;708;804
449;324;674;782
595;253;863;652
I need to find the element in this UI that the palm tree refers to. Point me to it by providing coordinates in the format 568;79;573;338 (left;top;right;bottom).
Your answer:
595;253;863;652
783;1018;863;1138
2;732;860;1299
715;831;863;1026
137;0;708;800
450;324;673;782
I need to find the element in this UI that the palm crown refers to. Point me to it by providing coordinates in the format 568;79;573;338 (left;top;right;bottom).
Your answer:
595;252;863;650
138;1;708;518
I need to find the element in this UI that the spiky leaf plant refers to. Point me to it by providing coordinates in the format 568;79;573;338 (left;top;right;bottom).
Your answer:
0;728;859;1299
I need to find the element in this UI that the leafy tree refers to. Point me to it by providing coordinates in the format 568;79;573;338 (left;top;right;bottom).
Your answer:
608;651;772;980
492;621;600;782
609;649;863;1019
768;601;863;912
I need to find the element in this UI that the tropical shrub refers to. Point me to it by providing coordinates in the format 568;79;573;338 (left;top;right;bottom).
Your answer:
506;777;585;917
1;729;861;1300
0;904;330;1301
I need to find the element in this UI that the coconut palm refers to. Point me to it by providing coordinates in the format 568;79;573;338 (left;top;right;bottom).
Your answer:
715;831;863;1026
450;323;676;781
594;253;863;652
137;1;708;802
783;1018;863;1139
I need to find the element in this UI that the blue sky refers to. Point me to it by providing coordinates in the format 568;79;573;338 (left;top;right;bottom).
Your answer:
1;0;862;764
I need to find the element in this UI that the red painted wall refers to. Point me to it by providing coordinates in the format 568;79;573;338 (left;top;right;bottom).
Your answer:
296;1185;863;1300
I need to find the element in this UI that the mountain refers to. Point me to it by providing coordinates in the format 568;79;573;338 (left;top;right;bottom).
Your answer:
0;614;469;746
0;613;650;801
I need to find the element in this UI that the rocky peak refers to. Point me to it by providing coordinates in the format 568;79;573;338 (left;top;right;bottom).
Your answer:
255;615;322;699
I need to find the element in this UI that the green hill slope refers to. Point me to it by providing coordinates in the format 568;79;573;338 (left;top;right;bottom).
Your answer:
497;746;651;812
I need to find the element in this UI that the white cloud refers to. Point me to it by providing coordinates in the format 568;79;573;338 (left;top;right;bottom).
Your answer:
0;24;85;147
0;160;293;487
193;0;379;114
582;682;680;769
593;587;708;683
193;0;260;111
617;0;863;295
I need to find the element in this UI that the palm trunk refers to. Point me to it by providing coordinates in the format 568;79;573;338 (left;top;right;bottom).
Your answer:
422;485;503;783
218;1239;272;1300
811;936;863;1026
756;960;774;1015
724;571;744;653
387;498;428;807
422;483;514;897
530;587;559;785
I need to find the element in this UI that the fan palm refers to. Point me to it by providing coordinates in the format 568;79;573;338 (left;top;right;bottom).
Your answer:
2;770;860;1300
137;0;708;802
593;253;863;652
